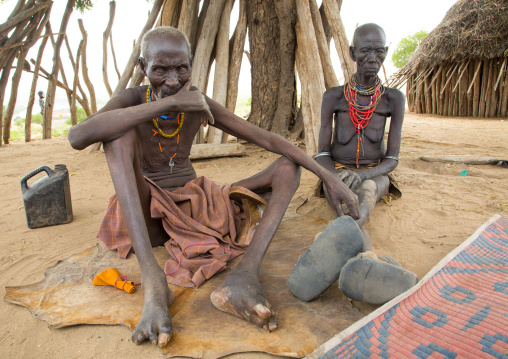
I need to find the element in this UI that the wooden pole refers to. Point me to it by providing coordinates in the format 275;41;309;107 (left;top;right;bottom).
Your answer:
424;73;432;114
178;0;200;47
500;58;508;117
32;60;88;113
25;26;50;142
70;40;84;126
458;61;468;117
64;35;91;115
43;0;75;139
478;59;489;117
110;32;121;80
309;0;338;89
466;60;474;117
225;0;247;114
322;0;355;82
112;0;164;95
295;0;326;154
489;58;499;117
435;65;442;115
102;0;116;98
78;19;97;114
484;58;494;117
191;0;227;92
207;0;232;144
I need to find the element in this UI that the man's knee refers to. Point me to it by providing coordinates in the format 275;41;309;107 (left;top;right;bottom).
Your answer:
103;129;138;158
274;156;302;185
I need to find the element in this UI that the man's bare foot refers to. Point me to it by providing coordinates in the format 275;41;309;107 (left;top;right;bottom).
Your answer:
132;269;175;347
210;268;277;331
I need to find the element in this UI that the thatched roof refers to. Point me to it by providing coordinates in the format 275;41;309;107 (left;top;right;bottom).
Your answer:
404;0;508;72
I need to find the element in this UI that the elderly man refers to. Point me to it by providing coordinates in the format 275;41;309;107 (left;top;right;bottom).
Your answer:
68;27;359;347
288;23;417;304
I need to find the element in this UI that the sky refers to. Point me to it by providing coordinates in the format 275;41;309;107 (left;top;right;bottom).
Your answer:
1;0;457;115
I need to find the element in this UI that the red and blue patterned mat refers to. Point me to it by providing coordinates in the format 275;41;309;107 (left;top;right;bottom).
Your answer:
308;215;508;359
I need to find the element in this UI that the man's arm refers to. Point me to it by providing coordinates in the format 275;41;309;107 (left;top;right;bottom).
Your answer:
207;95;360;219
68;82;212;150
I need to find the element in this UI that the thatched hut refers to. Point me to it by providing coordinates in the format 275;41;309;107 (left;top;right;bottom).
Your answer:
389;0;508;117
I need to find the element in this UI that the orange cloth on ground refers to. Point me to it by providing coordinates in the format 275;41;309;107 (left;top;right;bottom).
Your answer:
97;176;251;288
92;268;136;294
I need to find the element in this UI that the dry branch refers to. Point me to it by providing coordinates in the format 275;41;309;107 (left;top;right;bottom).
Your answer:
102;1;116;98
112;0;164;95
110;32;121;79
70;40;84;126
78;19;97;113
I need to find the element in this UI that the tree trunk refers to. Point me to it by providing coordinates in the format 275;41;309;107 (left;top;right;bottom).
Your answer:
246;0;282;132
43;0;75;139
102;0;116;98
269;0;298;139
322;0;355;82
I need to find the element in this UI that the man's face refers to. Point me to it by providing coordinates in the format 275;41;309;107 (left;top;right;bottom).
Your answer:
141;36;191;99
350;29;387;78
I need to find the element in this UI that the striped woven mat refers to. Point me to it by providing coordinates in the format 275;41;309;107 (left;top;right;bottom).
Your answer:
308;214;508;359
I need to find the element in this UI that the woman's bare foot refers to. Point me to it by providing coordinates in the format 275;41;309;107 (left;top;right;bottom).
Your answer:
132;269;175;347
210;268;277;331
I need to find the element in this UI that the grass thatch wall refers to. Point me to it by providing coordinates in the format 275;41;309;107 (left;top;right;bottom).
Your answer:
389;0;508;117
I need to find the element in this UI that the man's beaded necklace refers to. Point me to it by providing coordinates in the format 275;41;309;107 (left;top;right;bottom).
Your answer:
146;85;184;172
344;74;385;167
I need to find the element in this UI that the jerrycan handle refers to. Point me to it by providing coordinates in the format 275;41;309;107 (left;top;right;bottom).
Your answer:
21;166;53;193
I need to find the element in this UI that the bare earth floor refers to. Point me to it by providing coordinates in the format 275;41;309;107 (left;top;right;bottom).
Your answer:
0;113;507;358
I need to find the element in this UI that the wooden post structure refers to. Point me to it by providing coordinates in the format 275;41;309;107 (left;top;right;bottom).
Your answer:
322;0;355;82
295;0;326;154
43;0;76;139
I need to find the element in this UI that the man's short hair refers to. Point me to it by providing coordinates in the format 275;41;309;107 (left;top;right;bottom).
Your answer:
140;26;193;61
352;23;386;47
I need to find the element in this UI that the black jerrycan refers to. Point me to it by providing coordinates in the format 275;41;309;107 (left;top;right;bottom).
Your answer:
21;164;73;229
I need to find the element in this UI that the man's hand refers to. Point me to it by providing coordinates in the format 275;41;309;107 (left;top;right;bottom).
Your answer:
322;173;360;219
338;170;364;191
169;80;214;126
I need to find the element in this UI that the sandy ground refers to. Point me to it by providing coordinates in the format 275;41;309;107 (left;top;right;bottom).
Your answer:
0;112;507;358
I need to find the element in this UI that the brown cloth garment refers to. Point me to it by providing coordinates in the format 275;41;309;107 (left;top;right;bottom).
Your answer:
98;176;258;288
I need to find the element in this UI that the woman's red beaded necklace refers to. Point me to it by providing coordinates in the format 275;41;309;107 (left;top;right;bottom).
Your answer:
147;85;184;172
344;74;385;167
